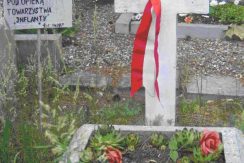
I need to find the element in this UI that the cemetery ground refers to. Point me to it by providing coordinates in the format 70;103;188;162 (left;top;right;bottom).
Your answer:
0;0;244;162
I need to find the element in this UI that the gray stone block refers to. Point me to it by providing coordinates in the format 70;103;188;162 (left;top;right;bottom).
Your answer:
15;34;63;71
130;20;139;35
187;75;244;97
63;124;244;163
116;14;229;39
118;73;130;88
177;23;228;39
115;13;133;34
59;71;112;88
118;70;180;89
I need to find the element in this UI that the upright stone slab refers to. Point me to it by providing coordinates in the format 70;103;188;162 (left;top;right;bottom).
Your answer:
15;34;63;71
115;0;209;125
187;75;244;98
0;19;16;115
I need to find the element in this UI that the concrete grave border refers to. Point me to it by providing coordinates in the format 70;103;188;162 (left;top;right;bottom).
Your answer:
62;124;244;163
15;34;63;71
115;14;229;39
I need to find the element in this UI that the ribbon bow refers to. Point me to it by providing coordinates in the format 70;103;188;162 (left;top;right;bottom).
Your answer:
130;0;161;99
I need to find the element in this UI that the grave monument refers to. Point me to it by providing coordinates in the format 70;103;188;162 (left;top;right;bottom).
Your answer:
115;0;209;125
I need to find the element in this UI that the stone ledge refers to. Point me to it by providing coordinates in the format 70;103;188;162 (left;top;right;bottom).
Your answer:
59;71;112;88
15;34;62;40
115;13;134;34
186;75;244;98
62;124;243;163
177;23;229;39
116;14;229;39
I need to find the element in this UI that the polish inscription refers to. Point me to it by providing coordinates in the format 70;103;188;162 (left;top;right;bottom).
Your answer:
4;0;72;29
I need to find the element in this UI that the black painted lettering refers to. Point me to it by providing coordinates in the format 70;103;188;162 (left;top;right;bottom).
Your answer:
43;7;51;14
16;17;19;23
7;0;19;5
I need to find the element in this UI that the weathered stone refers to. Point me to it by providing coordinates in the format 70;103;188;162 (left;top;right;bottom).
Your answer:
118;73;130;88
177;23;228;39
187;75;244;97
117;14;228;39
225;24;244;41
119;70;180;89
60;125;94;163
15;34;63;71
59;71;112;88
130;20;140;35
63;124;244;163
115;13;133;34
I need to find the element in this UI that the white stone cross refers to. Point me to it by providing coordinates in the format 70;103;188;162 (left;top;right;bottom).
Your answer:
115;0;209;126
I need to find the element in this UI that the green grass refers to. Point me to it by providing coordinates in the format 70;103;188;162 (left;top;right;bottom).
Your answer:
0;59;144;162
210;3;244;24
0;120;12;162
89;100;143;125
177;98;244;130
0;120;53;163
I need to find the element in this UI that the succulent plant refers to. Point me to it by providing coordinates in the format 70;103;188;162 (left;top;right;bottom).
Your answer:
90;128;124;152
174;128;200;148
177;156;190;163
124;133;140;152
169;128;202;162
150;133;167;150
80;148;94;163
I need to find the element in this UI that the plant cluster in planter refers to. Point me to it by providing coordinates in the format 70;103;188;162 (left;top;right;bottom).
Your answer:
80;125;225;163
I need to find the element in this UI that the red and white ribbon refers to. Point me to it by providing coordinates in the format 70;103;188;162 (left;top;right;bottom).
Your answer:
130;0;161;99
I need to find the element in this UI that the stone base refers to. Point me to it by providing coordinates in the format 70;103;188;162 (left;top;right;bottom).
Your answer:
62;124;244;163
15;34;63;72
115;13;134;34
186;75;244;99
116;14;228;39
59;71;112;88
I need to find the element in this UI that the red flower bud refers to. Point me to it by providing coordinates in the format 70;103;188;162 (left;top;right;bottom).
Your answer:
184;16;193;24
106;146;122;163
200;130;222;156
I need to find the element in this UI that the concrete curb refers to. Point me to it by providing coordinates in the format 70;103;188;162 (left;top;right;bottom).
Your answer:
116;14;229;39
63;124;243;163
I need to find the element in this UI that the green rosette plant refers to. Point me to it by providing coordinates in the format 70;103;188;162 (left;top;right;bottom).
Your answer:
124;133;140;152
150;133;168;151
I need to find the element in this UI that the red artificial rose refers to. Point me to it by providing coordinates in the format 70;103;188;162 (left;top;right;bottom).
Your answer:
184;16;193;24
106;146;122;163
200;130;222;156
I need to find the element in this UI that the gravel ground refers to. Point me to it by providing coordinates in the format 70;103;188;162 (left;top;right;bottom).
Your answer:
64;0;243;79
177;39;244;77
64;0;134;69
1;0;243;78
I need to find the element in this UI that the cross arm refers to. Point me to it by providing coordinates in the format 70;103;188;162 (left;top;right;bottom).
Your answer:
114;0;148;13
114;0;209;14
175;0;209;14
